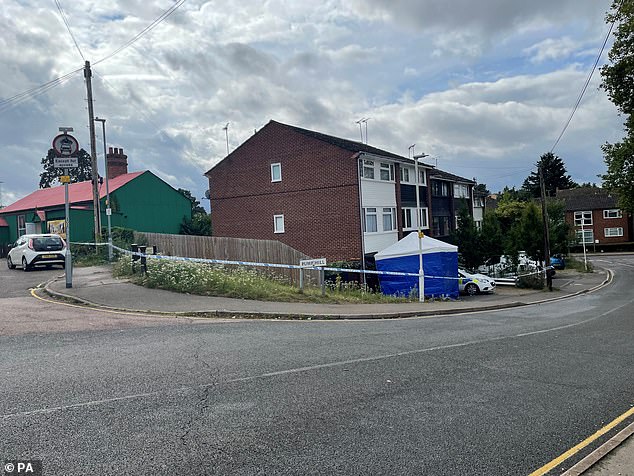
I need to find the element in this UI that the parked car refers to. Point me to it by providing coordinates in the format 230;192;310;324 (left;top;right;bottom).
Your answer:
550;254;565;270
7;234;67;271
458;269;496;296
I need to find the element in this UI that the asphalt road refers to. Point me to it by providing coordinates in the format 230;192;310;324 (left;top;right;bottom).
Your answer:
1;256;633;475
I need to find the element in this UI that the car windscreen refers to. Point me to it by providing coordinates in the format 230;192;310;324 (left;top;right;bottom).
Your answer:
32;237;64;251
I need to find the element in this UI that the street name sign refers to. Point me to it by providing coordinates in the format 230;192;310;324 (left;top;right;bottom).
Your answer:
54;157;79;168
300;258;327;267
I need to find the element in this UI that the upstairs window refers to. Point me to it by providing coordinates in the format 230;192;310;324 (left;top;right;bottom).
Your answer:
380;163;394;181
271;163;282;182
431;181;449;197
574;211;592;226
603;209;622;219
454;184;470;198
418;168;427;185
361;160;374;179
400;166;411;183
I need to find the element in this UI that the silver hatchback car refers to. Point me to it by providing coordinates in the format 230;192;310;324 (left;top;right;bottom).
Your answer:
7;234;67;271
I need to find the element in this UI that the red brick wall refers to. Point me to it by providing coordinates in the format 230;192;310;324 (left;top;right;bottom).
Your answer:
207;121;362;262
565;209;631;244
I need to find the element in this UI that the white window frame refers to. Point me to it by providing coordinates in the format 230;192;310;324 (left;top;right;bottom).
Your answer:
417;168;427;186
576;229;594;243
382;207;397;232
379;162;395;181
271;163;282;183
361;159;375;179
604;227;623;237
273;214;285;234
603;209;622;219
454;184;470;199
574;211;593;226
363;207;378;233
402;207;429;230
400;166;412;184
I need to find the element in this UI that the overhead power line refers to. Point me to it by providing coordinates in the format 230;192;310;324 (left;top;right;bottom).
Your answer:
55;0;85;61
94;0;187;66
549;2;622;153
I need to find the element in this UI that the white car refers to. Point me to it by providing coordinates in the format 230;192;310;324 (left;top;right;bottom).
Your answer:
458;269;496;296
7;234;67;271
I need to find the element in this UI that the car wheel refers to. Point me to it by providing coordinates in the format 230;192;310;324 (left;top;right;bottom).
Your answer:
22;256;30;272
7;256;16;269
465;283;478;296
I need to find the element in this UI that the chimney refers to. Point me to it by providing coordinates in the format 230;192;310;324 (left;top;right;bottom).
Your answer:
106;147;128;179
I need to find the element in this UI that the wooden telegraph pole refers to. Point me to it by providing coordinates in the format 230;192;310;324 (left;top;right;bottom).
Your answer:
84;60;101;242
539;164;553;291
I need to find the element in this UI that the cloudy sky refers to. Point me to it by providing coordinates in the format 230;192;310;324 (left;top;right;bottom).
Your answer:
0;0;623;210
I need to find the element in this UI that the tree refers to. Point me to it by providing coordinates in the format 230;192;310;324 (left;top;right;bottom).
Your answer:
40;148;93;188
177;188;206;215
474;183;490;195
547;199;571;255
479;213;504;261
600;0;634;212
506;202;543;262
450;205;481;270
521;152;577;198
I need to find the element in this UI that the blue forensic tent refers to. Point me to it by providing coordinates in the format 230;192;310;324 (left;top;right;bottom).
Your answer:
375;233;459;298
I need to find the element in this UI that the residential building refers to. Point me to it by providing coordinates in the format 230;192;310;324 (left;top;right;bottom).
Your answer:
205;120;475;262
472;190;487;230
0;148;192;246
556;187;632;247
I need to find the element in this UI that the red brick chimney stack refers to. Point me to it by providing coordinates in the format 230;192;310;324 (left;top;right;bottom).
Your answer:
106;146;128;179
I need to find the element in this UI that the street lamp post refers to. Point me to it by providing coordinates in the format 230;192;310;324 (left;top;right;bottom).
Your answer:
413;153;429;302
94;117;112;261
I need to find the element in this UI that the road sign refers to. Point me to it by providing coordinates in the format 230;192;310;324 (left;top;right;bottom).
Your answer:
54;157;79;168
52;133;79;156
60;175;71;184
300;258;327;267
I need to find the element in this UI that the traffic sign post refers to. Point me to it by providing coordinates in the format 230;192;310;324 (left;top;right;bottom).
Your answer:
53;128;79;289
299;258;327;294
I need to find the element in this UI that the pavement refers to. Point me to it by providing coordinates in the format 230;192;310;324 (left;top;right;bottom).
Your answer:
39;263;634;475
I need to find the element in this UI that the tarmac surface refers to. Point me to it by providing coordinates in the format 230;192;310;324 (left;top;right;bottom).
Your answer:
39;262;634;475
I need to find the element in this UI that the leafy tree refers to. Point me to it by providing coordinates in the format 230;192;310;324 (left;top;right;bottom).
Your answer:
521;152;577;198
180;213;212;236
474;183;490;195
40;148;93;188
479;213;505;261
600;0;634;212
450;204;481;270
547;200;571;255
177;188;206;215
506;202;543;262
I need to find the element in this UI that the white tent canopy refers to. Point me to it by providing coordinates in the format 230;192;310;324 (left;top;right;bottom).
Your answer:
375;233;457;260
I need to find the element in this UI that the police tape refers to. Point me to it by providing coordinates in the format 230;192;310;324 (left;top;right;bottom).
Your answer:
73;242;547;282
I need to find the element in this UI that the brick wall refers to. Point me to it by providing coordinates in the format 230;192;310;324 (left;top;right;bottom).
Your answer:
207;121;362;262
565;209;631;244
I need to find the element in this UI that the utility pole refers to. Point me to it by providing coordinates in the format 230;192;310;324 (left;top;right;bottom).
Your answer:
539;164;553;291
223;123;229;155
94;117;112;261
84;60;101;242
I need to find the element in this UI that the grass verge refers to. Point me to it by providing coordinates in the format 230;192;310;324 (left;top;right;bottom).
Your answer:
113;257;417;304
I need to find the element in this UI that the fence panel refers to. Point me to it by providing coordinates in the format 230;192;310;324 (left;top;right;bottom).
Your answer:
134;233;320;285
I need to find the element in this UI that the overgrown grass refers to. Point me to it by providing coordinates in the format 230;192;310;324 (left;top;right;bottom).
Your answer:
565;255;594;273
113;257;416;304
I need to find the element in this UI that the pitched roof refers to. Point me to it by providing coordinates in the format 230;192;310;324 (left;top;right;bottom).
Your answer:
429;168;475;185
0;171;145;215
556;187;618;211
272;120;409;161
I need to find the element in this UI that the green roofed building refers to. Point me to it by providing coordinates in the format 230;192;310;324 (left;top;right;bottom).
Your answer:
0;147;192;246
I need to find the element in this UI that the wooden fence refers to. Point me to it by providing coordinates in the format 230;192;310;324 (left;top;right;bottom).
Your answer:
134;232;319;285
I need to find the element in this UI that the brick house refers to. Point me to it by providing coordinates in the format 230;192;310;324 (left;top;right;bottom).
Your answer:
556;187;632;247
205;120;475;262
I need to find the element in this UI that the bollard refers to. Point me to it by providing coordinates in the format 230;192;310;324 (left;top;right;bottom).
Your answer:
138;245;147;274
131;243;139;273
299;268;304;293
